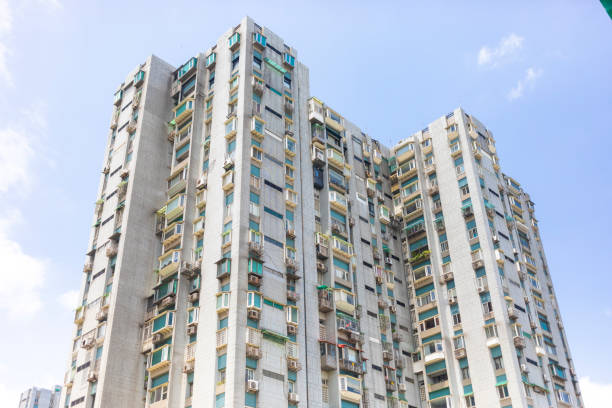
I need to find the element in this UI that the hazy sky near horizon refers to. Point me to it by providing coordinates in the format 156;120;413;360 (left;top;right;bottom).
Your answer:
0;0;611;406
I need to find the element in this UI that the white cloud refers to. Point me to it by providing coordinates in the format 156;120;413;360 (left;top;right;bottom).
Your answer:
0;0;12;34
0;0;13;86
0;127;36;193
0;381;20;408
580;377;612;407
58;289;79;310
507;67;543;101
478;33;524;67
0;210;46;319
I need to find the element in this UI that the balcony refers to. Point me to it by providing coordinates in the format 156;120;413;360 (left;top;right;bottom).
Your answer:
423;341;445;363
228;32;240;49
318;289;333;312
249;230;263;257
513;336;526;349
320;342;337;370
177;57;197;80
337;316;359;334
308;98;325;123
283;52;295;68
285;135;297;157
284;96;294;114
152;311;175;336
216;327;227;350
162;222;183;248
403;199;423;221
454;347;466;359
311;145;325;167
285;189;298;208
471;249;484;269
326;148;344;168
385;378;397;392
379;205;391;224
216;292;230;314
106;241;118;257
206;52;216;69
413;265;433;286
158;250;180;279
405;221;426;239
325;108;344;133
339;358;363;375
113;89;123;106
332;236;353;261
173;98;194;124
434;218;445;232
252;32;266;49
316;233;329;258
222;170;234;191
184;343;196;371
335;289;355;314
329;191;347;213
397;161;417;181
339;375;362;404
462;204;474;218
148;344;171;374
165;194;185;221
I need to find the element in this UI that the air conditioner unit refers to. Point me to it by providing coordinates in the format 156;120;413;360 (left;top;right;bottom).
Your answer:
288;360;301;371
81;337;94;349
449;295;457;304
398;383;407;393
223;157;234;170
196;175;207;189
287;324;298;336
187;325;197;336
384;257;392;264
521;363;529;373
247;309;261;321
389;305;397;313
189;292;199;303
87;371;98;383
152;333;162;343
349;217;355;226
288;392;299;404
247;379;259;392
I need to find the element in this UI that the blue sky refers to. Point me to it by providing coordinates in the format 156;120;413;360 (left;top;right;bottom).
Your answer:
0;0;610;406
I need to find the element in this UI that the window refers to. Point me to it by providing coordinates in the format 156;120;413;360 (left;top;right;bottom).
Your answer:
461;366;470;380
253;50;262;69
460;185;469;196
468;227;478;239
497;384;509;399
482;300;493;315
149;384;168;403
485;324;498;338
231;50;240;70
465;395;475;407
208;70;215;88
452;311;461;325
453;335;465;350
287;306;299;325
493;355;504;370
419;315;440;332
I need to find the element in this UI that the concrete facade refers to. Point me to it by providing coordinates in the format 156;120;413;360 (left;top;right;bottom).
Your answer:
59;17;582;408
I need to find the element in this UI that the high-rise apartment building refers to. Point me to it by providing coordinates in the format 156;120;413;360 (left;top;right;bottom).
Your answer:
19;385;62;408
59;16;582;408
